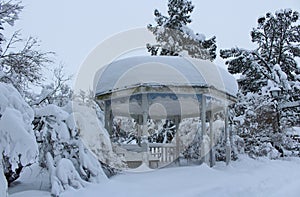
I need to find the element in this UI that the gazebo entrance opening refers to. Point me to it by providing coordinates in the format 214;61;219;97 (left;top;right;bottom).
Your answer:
95;56;237;168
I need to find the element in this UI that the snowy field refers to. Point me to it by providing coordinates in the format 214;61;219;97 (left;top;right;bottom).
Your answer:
9;156;300;197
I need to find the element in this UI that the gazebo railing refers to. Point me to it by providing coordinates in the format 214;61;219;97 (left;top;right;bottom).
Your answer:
116;142;178;168
149;143;177;163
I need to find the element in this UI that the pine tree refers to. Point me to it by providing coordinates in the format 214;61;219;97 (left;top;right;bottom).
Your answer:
220;9;300;158
220;9;300;94
147;0;216;60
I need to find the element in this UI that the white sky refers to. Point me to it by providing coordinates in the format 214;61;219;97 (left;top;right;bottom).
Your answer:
10;0;300;81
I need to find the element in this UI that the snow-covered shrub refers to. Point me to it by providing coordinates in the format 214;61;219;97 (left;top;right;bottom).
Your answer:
231;135;245;157
179;117;234;162
178;118;201;160
33;103;108;196
152;120;176;143
0;159;7;197
231;92;277;158
231;91;300;159
66;101;125;170
110;116;138;144
0;82;38;185
112;117;177;145
270;132;300;157
46;153;87;196
251;142;280;159
214;133;244;161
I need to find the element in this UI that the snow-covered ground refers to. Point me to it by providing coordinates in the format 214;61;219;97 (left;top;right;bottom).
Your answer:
9;156;300;197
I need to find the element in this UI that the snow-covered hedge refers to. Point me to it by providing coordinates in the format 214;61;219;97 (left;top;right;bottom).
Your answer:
0;83;39;189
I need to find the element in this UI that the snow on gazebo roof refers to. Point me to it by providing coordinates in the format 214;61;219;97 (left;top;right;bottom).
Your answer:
95;56;238;99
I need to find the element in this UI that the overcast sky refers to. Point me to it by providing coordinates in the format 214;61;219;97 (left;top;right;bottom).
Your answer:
11;0;300;81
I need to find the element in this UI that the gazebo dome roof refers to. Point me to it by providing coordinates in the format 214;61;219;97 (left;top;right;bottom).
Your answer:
95;56;238;98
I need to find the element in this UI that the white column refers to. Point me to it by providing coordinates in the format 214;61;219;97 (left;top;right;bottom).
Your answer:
209;110;216;167
141;93;149;165
137;115;142;145
230;123;234;150
200;95;207;164
141;93;148;138
174;116;180;163
225;107;231;165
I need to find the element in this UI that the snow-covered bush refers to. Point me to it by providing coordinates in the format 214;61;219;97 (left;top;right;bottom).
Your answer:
110;116;138;144
111;117;177;145
249;142;280;159
214;133;243;161
152;120;176;143
66;101;124;170
0;83;39;186
33;103;108;196
179;118;202;160
47;153;87;196
179;117;235;162
231;91;300;159
0;159;7;197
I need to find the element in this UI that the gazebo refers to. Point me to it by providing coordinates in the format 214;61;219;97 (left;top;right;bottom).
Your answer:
95;56;238;168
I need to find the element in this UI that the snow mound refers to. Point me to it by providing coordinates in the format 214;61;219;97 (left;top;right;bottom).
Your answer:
10;191;50;197
9;156;300;197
